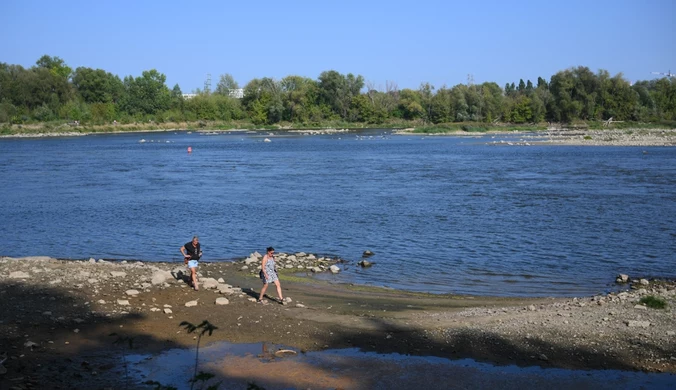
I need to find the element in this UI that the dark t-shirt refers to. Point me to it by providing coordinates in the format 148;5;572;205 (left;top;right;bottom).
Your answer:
184;242;201;260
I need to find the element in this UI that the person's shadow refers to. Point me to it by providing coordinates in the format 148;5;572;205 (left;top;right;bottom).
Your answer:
171;268;191;285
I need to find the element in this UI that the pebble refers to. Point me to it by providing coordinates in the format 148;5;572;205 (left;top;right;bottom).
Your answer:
125;289;140;296
626;320;651;328
185;300;198;307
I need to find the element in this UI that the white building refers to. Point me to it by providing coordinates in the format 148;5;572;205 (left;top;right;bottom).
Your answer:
181;89;243;100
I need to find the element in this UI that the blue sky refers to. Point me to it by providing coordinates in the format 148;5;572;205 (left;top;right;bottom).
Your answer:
1;0;674;92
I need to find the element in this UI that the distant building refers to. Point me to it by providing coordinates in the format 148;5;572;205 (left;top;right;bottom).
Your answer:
228;88;244;99
181;89;243;99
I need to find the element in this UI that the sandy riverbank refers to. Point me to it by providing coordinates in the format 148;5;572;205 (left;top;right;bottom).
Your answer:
1;256;674;389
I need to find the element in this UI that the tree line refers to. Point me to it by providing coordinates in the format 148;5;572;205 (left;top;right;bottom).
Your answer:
1;55;674;126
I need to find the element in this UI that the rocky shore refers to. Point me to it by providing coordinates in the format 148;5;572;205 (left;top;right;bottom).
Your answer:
396;127;676;147
507;128;676;147
1;255;675;389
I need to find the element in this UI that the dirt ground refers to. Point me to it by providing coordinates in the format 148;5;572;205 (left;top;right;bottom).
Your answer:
1;256;674;389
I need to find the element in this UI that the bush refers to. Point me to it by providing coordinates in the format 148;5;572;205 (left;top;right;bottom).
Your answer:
639;295;667;309
33;104;55;121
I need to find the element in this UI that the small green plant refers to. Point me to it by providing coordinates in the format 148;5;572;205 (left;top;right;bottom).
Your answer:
639;295;667;309
109;333;136;388
180;320;220;390
583;135;592;140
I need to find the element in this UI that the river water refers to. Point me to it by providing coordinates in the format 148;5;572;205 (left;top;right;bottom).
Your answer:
1;130;674;296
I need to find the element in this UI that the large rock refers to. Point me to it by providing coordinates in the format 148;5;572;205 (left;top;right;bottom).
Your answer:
358;260;372;268
201;278;219;289
9;271;30;279
110;271;127;278
244;256;259;265
217;284;234;294
117;300;130;306
125;289;140;296
151;270;172;285
215;298;229;305
330;265;340;274
616;274;629;283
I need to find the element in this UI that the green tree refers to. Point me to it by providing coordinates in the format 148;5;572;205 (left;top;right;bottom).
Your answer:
508;95;532;123
418;83;435;124
449;85;469;122
35;55;72;80
121;69;171;116
318;70;364;119
215;73;239;96
599;73;637;120
429;87;451;123
481;82;504;122
397;88;424;120
518;79;526;92
280;75;319;123
72;67;124;104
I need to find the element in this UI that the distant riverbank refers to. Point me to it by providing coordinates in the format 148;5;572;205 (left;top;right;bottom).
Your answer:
3;120;676;147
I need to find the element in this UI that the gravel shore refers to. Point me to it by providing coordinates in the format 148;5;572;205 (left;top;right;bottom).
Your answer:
396;128;676;147
1;256;674;389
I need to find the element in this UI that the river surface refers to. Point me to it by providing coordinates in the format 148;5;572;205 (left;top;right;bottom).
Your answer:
1;130;674;296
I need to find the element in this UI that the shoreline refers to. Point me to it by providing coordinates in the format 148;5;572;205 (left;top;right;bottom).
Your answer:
2;126;676;147
1;256;674;389
395;128;676;146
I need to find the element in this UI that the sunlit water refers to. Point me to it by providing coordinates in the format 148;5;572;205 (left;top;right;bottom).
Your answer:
1;130;674;296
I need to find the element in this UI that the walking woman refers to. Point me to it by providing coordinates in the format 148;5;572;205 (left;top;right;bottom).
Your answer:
258;247;285;304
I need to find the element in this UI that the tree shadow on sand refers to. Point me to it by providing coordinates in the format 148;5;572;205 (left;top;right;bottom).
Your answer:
0;281;185;389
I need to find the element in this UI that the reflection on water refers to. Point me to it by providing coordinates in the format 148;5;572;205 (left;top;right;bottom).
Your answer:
128;341;676;390
1;130;675;296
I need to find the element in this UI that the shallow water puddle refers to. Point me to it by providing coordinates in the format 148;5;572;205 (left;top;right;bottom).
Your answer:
128;342;675;390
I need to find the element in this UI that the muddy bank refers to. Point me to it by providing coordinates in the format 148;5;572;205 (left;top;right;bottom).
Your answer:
1;256;674;389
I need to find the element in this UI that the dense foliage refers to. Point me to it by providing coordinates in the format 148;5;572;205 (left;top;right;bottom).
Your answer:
1;55;675;126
